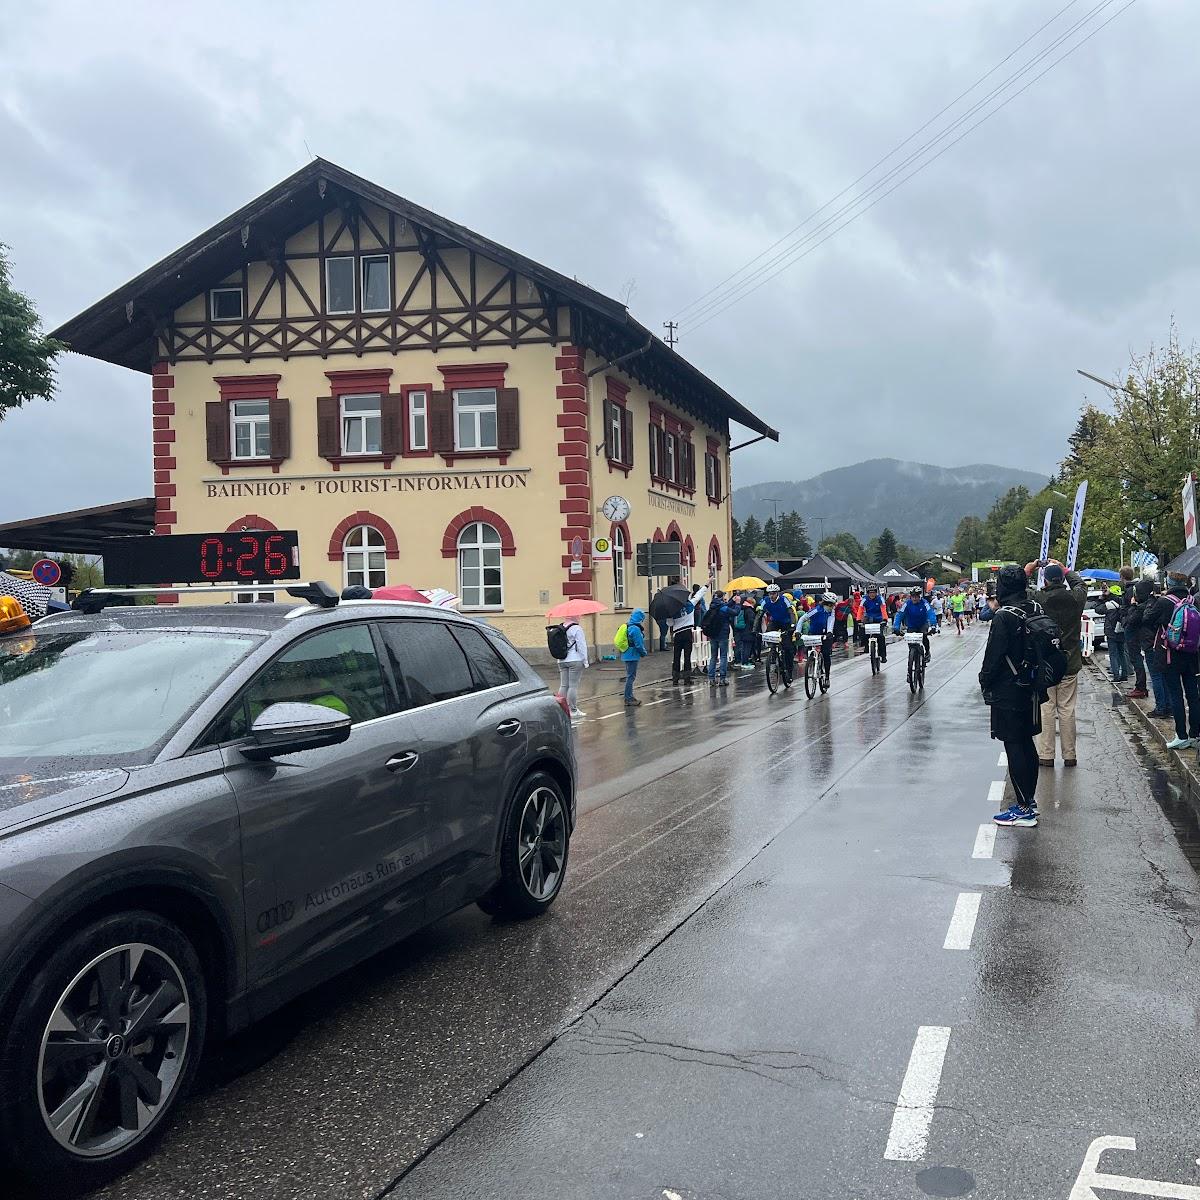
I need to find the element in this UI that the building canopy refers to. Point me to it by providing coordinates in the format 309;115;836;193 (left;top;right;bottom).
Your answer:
0;498;156;556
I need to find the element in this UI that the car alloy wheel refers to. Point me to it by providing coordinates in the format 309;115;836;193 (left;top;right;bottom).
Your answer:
37;943;191;1158
518;787;567;902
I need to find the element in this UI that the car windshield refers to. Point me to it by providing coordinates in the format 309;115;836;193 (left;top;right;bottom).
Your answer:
0;628;261;766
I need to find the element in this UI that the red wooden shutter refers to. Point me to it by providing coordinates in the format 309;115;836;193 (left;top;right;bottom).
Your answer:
205;401;229;463
621;407;633;468
497;387;520;451
429;391;453;453
603;401;615;461
380;393;403;455
268;397;290;460
316;396;339;459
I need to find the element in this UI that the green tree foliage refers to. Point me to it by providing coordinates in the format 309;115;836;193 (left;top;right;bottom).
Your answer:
731;517;742;564
777;510;812;557
953;515;994;564
736;515;762;563
819;531;868;564
762;517;779;557
868;527;898;571
0;246;64;420
983;486;1031;549
997;487;1071;564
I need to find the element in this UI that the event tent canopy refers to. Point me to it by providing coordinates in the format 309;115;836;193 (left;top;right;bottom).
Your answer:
777;553;860;595
1164;545;1200;579
875;560;924;590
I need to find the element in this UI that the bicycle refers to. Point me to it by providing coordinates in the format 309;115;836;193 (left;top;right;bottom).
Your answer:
762;629;793;693
904;631;927;693
863;621;884;675
802;633;830;698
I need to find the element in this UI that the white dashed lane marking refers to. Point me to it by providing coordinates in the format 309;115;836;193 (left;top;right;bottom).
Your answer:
884;1026;952;1162
972;824;996;859
943;892;982;950
987;780;1006;810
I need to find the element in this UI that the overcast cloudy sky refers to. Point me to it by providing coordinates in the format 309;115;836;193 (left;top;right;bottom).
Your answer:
2;0;1195;522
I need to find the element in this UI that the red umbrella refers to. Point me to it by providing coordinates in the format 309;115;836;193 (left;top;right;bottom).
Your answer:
546;598;607;620
372;585;431;603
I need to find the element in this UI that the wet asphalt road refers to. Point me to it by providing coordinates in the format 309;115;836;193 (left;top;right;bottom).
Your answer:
45;627;1200;1200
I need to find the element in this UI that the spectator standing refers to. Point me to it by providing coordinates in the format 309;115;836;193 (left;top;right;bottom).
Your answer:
1145;572;1200;748
1128;579;1170;717
558;618;589;721
669;589;698;685
736;596;758;668
704;590;737;686
1121;568;1149;699
981;564;1044;826
1033;561;1087;768
1097;584;1129;682
622;608;648;706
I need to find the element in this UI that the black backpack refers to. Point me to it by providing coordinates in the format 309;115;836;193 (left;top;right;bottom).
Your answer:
1001;602;1068;692
546;624;570;660
699;603;724;638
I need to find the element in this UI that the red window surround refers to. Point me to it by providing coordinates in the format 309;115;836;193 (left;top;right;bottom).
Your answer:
437;363;511;467
211;374;286;475
705;435;724;506
327;510;400;562
323;368;396;470
648;402;696;496
440;507;518;559
225;514;279;532
604;376;633;476
708;534;724;575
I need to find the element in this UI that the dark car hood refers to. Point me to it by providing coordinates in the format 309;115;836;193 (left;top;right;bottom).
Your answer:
0;767;130;829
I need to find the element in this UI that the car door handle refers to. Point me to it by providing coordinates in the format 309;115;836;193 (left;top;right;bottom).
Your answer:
495;719;522;737
386;752;420;773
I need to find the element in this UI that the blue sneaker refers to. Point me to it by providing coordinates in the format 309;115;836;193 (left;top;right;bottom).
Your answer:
993;804;1038;827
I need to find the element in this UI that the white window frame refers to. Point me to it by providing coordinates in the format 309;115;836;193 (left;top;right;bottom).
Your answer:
408;390;428;452
235;590;275;603
325;255;356;315
343;525;387;590
210;287;244;321
361;254;391;312
612;526;626;608
709;545;720;584
665;434;677;484
609;402;624;464
457;521;504;610
453;388;499;452
340;393;382;456
649;425;660;479
705;453;716;499
230;398;271;460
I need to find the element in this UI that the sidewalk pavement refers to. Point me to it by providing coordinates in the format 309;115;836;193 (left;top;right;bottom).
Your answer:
1085;655;1200;807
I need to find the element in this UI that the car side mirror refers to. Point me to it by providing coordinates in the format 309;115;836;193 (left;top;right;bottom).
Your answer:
241;702;352;761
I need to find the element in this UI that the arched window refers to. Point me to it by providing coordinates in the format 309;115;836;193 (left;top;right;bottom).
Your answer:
458;522;504;609
709;540;721;584
612;525;626;608
344;525;387;590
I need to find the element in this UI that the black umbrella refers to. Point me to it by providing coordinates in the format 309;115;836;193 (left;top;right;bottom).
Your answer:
648;585;691;623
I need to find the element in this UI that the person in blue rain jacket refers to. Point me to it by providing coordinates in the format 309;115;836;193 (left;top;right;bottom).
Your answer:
622;608;648;707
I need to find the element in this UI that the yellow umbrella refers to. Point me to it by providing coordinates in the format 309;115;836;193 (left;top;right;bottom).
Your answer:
725;575;767;590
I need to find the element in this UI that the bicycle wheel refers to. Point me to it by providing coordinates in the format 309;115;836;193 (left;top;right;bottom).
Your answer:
908;648;918;694
916;653;926;690
765;650;779;694
804;652;818;698
870;639;880;675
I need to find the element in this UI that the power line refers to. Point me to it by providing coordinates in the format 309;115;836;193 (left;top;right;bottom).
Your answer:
672;0;1084;323
682;0;1122;329
685;0;1137;334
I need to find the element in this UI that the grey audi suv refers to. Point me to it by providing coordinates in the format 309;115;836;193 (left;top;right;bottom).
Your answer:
0;593;575;1192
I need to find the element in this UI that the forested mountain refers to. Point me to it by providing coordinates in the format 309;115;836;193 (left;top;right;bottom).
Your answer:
733;459;1048;551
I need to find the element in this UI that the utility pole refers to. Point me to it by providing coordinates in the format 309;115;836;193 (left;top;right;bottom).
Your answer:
663;321;679;348
765;498;781;559
812;516;828;546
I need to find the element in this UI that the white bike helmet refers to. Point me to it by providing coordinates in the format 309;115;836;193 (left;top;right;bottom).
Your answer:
821;591;838;604
766;583;781;595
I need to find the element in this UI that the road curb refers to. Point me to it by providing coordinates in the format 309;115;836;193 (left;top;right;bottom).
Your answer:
1085;658;1200;808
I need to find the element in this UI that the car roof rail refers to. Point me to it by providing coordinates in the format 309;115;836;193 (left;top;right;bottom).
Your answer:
71;581;340;615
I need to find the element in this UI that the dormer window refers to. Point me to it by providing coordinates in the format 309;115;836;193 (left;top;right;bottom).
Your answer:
210;287;243;321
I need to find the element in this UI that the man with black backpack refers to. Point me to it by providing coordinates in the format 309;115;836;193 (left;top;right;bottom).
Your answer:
980;564;1067;827
1033;561;1088;768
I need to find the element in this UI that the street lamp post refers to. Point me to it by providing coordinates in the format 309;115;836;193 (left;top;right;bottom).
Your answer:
765;498;781;559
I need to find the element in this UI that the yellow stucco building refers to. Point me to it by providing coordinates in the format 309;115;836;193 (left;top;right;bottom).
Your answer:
49;160;777;647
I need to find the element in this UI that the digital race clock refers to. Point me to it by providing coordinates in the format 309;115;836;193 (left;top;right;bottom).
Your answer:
102;531;301;586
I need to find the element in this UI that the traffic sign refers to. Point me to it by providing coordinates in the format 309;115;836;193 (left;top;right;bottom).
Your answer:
32;559;62;587
636;540;683;578
570;535;585;560
591;536;613;563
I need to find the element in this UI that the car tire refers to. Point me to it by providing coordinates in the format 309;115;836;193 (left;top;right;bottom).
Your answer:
0;911;207;1195
479;771;571;919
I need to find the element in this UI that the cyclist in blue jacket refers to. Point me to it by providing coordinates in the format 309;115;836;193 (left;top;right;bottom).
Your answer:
894;587;933;664
799;591;839;680
861;582;888;663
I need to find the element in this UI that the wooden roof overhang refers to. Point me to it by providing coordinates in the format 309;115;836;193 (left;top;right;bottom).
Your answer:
51;159;778;441
0;498;156;554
